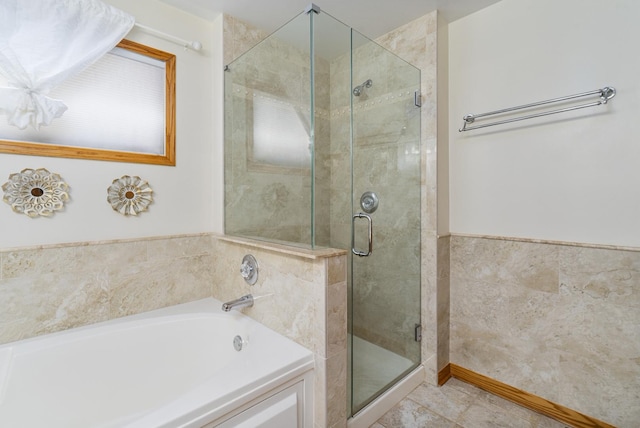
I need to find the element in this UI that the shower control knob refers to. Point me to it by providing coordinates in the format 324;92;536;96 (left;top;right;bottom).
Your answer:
360;191;379;214
240;254;259;285
240;262;253;277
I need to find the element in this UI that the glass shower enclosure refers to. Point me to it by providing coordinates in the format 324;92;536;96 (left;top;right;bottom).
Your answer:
224;5;422;416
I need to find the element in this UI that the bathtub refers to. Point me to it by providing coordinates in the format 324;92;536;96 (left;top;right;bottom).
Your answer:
0;298;314;427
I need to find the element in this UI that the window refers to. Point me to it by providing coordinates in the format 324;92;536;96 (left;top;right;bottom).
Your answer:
251;91;310;169
0;40;176;165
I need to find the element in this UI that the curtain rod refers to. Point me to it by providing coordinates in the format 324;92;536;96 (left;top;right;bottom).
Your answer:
133;23;202;51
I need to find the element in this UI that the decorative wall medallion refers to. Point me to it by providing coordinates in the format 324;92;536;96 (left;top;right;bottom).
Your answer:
107;175;153;216
2;168;69;217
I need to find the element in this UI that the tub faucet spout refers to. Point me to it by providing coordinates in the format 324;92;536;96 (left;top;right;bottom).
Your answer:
222;294;254;312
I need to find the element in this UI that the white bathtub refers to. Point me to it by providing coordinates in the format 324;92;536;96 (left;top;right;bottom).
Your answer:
0;298;314;427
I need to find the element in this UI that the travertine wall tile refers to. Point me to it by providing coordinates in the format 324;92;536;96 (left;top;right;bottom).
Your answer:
326;280;347;358
326;349;348;428
450;234;640;427
109;254;213;318
74;241;148;270
558;350;640;425
451;236;559;293
327;254;346;286
2;246;81;278
436;236;450;373
0;234;215;345
421;231;438;380
551;294;639;362
452;320;561;400
145;234;213;260
559;245;640;308
223;15;267;65
0;271;109;343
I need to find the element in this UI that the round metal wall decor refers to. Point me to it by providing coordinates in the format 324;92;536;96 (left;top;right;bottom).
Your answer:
107;175;153;216
2;168;69;218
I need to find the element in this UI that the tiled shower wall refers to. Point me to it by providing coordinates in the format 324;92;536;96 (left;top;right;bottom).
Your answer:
450;234;640;427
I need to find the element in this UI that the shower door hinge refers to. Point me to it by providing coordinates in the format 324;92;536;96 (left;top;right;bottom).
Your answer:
414;324;422;342
414;91;422;108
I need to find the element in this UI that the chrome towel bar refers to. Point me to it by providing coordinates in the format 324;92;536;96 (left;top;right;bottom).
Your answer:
459;86;616;132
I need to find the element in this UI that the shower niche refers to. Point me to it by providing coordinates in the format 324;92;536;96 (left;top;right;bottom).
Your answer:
224;4;422;417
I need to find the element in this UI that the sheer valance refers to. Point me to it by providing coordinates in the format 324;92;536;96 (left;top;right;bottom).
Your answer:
0;0;134;130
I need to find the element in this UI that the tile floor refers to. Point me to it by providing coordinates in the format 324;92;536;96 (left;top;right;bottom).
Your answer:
372;378;571;428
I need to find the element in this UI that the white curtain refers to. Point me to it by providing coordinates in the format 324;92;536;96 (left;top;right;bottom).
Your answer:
0;0;134;130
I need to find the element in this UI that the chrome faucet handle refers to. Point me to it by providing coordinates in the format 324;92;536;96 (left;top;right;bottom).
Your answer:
240;254;258;285
240;261;253;278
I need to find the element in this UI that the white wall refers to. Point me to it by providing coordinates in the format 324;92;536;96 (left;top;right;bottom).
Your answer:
449;0;640;247
211;14;225;234
0;0;223;249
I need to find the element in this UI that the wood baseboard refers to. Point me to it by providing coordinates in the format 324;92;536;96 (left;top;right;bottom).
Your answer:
437;364;451;386
444;364;615;428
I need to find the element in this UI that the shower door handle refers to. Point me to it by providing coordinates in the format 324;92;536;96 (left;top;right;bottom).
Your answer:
352;213;373;257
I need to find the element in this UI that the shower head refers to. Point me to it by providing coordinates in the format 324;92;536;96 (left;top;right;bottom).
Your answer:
353;79;373;96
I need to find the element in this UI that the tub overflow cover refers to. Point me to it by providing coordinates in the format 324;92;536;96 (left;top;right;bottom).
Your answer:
233;335;244;351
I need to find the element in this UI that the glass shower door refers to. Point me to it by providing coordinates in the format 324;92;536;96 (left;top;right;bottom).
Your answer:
349;30;422;414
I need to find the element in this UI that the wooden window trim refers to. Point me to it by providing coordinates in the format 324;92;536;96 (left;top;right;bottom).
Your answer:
0;40;176;166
